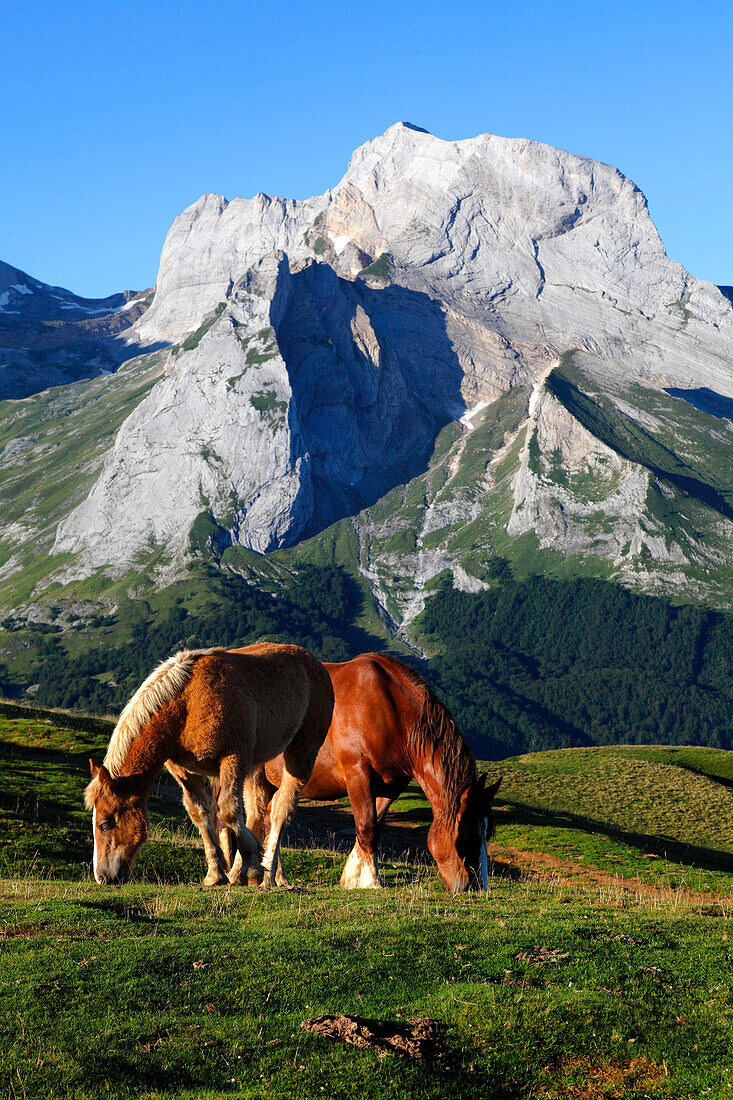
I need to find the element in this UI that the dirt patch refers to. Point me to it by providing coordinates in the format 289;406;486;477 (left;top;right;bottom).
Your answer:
301;1014;444;1061
489;843;732;905
515;945;572;964
534;1055;664;1098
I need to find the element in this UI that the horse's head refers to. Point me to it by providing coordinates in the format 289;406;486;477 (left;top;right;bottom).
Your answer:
85;760;149;885
427;775;501;893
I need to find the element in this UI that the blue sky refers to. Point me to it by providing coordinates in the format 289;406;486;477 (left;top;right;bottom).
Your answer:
2;0;731;296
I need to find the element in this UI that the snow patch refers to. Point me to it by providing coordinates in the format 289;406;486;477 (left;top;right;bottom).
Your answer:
528;361;558;418
446;399;490;430
328;232;350;256
459;400;490;428
57;302;120;314
10;283;33;295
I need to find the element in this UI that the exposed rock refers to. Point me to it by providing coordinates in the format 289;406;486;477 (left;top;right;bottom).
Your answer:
5;122;733;612
0;260;154;399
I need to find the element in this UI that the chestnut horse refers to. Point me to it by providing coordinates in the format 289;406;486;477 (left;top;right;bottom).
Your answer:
230;653;501;893
85;643;334;887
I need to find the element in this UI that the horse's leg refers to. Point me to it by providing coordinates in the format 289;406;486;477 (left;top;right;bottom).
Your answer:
260;770;299;888
227;767;275;883
209;780;238;874
375;795;394;824
166;763;228;887
217;756;264;886
244;769;293;886
261;734;319;888
341;770;383;889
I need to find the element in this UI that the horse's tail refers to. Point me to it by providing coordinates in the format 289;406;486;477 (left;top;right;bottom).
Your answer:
102;647;225;776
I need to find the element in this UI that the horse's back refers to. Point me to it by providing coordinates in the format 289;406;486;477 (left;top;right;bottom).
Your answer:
327;653;422;766
265;653;423;795
181;643;333;762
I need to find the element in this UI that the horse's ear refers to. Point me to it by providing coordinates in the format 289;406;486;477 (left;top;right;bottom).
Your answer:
484;777;501;807
89;760;112;786
85;761;114;809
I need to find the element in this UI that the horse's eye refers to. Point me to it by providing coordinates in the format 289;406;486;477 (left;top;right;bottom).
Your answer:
99;817;115;832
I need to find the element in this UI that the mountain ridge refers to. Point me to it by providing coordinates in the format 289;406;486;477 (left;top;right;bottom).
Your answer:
2;121;733;671
0;259;154;400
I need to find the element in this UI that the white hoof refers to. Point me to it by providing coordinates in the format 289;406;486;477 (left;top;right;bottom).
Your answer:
340;845;383;889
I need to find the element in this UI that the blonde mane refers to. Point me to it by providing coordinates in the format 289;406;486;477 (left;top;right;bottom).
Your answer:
103;647;224;776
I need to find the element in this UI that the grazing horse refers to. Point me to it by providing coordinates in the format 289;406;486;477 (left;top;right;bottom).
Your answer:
85;643;334;887
227;653;501;893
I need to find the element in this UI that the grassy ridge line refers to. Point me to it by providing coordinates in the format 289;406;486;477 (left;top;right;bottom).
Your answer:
481;746;733;875
0;697;114;736
547;354;733;519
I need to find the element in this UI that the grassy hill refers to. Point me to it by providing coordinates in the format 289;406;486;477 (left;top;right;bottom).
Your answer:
3;711;733;1097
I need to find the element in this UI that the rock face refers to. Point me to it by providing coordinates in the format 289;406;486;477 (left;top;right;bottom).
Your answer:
55;251;465;565
134;123;733;397
0;260;153;399
7;123;733;613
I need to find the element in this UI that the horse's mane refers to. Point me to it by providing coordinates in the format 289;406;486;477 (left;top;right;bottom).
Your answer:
376;654;477;822
102;647;225;777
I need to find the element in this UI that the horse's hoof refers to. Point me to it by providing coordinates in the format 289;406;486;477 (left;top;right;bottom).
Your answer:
203;870;227;887
248;867;265;887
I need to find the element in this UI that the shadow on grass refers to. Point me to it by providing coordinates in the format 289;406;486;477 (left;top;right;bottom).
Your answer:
77;1032;526;1100
285;799;433;864
76;899;171;924
0;739;188;819
502;800;733;873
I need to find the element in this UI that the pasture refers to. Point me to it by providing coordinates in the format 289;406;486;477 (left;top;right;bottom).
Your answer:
2;707;733;1098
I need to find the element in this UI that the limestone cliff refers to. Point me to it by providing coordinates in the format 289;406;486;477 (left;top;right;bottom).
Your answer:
4;122;733;618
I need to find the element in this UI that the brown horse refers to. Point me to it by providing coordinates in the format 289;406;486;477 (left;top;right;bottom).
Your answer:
231;653;500;893
85;643;334;887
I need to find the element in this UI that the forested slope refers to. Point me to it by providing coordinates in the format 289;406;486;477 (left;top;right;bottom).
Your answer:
4;561;733;761
418;570;733;758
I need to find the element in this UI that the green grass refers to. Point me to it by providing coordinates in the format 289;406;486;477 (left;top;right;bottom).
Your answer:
180;302;227;352
3;715;733;1096
480;746;733;893
249;391;287;419
358;254;391;282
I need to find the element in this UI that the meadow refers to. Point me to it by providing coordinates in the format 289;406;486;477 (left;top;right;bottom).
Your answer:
2;707;733;1098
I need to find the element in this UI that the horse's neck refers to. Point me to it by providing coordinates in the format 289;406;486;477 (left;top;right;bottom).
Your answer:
114;715;172;789
410;743;462;822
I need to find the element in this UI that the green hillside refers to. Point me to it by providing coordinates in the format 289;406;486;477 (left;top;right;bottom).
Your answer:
482;745;733;885
0;349;166;602
5;559;733;763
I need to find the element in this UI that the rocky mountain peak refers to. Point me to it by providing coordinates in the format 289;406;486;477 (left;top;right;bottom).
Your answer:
4;123;733;618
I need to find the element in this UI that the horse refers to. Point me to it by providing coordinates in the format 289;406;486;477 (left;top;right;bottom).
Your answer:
84;643;334;887
225;652;501;893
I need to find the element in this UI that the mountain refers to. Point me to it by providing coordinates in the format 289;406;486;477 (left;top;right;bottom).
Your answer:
0;260;154;399
2;123;733;749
